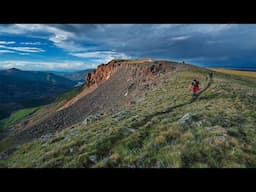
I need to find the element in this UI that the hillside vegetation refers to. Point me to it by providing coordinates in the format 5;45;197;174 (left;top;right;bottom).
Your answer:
1;64;256;168
211;68;256;78
0;85;85;156
0;107;40;131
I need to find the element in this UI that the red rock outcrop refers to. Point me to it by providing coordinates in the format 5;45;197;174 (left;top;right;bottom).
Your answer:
15;59;181;141
59;59;174;111
85;61;124;88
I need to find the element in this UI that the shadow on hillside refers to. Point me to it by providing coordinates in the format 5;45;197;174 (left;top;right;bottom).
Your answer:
144;78;213;119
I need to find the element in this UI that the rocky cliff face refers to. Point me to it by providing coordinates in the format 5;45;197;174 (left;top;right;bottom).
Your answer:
60;59;163;111
86;59;169;88
14;59;180;141
86;60;125;87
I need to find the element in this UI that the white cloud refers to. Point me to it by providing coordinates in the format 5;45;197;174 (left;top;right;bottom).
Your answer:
9;46;45;53
0;50;15;54
0;45;45;53
50;38;85;52
0;60;93;71
0;25;27;34
20;42;44;45
186;24;237;34
15;24;85;52
18;53;30;55
0;41;15;44
70;51;131;63
171;35;191;41
0;24;84;52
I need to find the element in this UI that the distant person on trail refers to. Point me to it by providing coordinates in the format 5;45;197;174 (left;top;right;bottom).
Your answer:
206;72;213;81
191;79;200;97
209;72;213;80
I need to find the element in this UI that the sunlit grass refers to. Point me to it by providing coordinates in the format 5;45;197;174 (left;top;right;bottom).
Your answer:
0;107;40;130
211;68;256;78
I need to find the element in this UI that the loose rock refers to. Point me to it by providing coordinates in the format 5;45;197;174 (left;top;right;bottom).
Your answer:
178;113;193;125
40;133;53;142
89;155;97;163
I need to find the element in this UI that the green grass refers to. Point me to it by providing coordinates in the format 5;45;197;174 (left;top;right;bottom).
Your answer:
0;107;40;131
1;67;256;168
0;86;83;132
8;107;40;124
0;119;9;131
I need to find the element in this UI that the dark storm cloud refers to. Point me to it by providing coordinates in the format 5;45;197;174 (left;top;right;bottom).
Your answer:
1;24;256;69
52;24;238;60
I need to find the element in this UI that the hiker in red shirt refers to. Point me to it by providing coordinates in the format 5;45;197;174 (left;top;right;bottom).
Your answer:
191;79;200;97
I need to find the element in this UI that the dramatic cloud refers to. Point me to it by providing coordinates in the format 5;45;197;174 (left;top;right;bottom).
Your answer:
0;24;255;70
0;24;84;52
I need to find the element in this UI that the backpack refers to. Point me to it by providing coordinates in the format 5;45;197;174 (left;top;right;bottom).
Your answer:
192;80;199;86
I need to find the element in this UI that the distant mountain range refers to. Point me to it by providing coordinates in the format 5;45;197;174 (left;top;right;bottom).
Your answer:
52;69;95;82
0;68;78;119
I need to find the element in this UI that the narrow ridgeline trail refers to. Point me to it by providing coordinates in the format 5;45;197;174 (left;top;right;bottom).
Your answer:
130;76;213;129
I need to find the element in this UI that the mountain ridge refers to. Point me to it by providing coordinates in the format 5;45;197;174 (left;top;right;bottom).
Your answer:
1;59;256;168
10;59;183;142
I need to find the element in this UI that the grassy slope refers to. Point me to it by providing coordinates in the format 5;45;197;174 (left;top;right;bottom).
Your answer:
0;85;83;130
55;85;83;103
211;68;256;78
0;107;40;131
0;85;84;158
1;67;256;168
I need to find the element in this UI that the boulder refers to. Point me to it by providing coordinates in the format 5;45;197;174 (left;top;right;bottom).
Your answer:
40;133;53;142
82;114;104;125
178;113;193;125
112;111;130;122
128;128;136;133
89;155;97;163
69;148;74;154
196;121;203;127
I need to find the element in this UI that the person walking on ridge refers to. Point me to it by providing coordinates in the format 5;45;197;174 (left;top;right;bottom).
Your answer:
191;79;200;98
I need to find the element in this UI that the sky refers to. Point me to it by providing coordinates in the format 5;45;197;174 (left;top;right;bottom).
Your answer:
0;24;256;71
